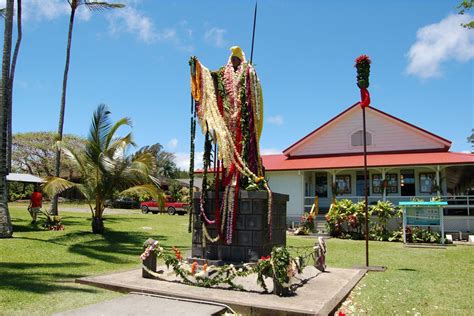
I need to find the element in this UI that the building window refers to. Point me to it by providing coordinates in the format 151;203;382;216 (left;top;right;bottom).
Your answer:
372;174;398;194
372;174;383;194
351;130;372;146
335;175;351;194
315;173;328;197
420;173;436;193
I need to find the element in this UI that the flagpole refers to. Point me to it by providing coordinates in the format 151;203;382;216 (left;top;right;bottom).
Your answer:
354;55;385;272
363;106;369;267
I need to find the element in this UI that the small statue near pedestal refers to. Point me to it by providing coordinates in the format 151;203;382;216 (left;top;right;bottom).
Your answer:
314;237;327;272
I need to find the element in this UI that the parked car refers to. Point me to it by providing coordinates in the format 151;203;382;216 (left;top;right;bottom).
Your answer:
105;197;140;209
140;196;189;215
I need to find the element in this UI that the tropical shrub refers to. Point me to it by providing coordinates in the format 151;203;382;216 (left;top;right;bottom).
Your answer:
326;199;402;241
406;226;441;243
326;199;365;239
369;201;402;241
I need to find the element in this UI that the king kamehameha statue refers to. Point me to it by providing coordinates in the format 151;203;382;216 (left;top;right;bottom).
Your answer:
189;46;286;263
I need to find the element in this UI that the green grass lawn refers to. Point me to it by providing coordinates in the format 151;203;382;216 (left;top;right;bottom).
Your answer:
1;205;473;315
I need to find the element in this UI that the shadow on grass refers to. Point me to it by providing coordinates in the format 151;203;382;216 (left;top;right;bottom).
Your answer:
66;230;169;263
0;262;99;294
396;268;418;272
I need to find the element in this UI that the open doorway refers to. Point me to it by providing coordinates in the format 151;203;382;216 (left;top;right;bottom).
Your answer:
401;170;415;196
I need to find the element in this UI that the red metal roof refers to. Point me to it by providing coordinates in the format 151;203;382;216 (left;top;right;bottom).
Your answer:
263;152;474;171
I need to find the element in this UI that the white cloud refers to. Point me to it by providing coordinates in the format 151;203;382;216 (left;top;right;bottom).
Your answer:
174;152;203;170
261;148;281;155
107;7;159;44
406;14;474;79
107;8;193;50
0;0;89;22
204;27;226;47
267;115;284;125
168;138;178;149
13;0;70;21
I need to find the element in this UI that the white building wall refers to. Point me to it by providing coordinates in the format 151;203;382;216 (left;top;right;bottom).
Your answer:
266;171;304;222
291;108;446;156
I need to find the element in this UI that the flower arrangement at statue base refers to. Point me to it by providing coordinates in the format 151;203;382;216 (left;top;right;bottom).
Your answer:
141;242;304;296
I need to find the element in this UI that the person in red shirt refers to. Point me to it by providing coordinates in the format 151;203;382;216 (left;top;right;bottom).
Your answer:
28;187;43;223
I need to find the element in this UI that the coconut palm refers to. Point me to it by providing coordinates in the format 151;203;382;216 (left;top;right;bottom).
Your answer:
51;0;125;216
7;0;22;173
0;0;14;238
44;104;164;234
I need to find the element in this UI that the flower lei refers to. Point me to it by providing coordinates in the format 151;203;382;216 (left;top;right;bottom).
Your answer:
140;241;305;293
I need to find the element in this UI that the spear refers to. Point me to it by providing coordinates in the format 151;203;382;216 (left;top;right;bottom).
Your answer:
250;2;257;65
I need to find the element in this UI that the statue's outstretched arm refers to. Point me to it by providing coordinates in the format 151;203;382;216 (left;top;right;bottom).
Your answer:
190;56;203;102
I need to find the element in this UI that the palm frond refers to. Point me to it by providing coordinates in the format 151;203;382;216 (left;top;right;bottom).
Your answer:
149;175;162;188
61;146;88;175
120;184;165;209
87;104;112;164
123;153;155;179
42;177;79;198
107;133;134;160
105;117;132;150
83;1;125;11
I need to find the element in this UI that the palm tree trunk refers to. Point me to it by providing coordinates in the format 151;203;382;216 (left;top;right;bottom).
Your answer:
0;0;14;238
51;6;76;216
92;194;104;234
7;0;22;174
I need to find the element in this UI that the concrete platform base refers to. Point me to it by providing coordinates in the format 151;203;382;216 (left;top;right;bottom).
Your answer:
76;266;366;315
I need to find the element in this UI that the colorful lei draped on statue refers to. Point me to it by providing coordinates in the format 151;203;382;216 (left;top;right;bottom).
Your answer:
190;48;271;245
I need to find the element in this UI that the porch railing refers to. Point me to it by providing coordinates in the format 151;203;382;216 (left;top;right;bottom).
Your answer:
304;195;473;216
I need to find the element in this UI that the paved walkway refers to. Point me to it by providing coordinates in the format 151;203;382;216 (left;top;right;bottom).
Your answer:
11;202;143;215
55;293;228;316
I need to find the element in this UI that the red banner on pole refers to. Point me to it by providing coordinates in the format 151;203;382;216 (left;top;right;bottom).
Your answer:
360;87;371;108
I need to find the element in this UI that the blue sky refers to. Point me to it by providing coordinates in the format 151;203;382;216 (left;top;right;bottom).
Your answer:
3;0;473;169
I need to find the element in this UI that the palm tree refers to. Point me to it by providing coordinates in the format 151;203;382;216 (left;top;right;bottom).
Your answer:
0;0;14;238
51;0;125;216
7;0;22;173
44;104;164;234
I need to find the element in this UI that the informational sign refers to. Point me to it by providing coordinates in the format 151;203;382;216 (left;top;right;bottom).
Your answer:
406;207;441;226
399;201;447;244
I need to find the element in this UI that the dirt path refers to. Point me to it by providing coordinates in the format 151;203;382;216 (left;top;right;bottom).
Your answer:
10;202;143;215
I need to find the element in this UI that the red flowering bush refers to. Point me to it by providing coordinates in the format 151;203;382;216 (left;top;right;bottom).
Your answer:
348;214;358;228
325;199;365;238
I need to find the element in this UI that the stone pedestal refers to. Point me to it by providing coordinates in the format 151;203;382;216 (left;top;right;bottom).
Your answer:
191;191;288;264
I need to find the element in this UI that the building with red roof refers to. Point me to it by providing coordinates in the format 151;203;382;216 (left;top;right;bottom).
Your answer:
262;104;474;231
